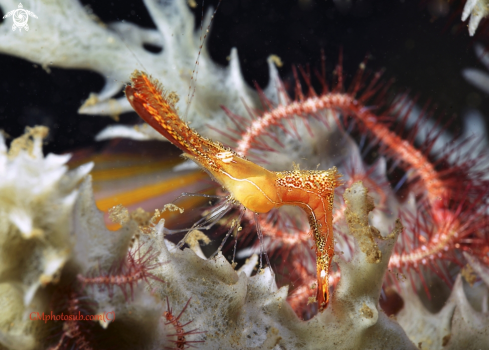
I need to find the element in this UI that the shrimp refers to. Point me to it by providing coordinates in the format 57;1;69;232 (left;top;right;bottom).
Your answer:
125;70;341;310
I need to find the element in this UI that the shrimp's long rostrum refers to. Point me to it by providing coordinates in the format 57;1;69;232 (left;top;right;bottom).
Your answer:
126;70;341;310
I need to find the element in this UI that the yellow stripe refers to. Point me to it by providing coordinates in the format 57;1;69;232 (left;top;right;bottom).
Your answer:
95;171;207;211
91;159;182;181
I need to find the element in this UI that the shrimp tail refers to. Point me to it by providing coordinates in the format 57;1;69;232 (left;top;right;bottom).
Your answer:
125;70;201;157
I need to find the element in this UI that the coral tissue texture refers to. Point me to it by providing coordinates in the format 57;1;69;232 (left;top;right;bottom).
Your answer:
1;0;489;349
0;127;92;349
2;129;484;349
0;132;420;349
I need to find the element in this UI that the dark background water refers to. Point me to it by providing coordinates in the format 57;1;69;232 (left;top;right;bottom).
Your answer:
0;0;487;154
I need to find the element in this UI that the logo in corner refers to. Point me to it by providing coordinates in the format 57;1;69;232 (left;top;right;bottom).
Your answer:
3;3;38;32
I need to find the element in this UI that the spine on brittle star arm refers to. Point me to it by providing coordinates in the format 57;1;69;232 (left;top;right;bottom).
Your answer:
163;297;205;349
77;245;164;301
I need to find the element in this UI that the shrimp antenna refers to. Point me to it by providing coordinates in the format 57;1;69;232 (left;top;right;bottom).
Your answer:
184;0;223;119
120;38;149;74
114;14;150;74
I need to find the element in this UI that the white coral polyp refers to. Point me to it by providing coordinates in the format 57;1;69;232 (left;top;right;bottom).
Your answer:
3;150;71;237
462;0;489;36
0;127;92;305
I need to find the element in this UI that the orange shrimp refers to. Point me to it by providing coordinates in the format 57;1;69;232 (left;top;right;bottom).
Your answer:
125;70;341;310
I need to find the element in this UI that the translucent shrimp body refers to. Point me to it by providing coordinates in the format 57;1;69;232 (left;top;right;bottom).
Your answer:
125;70;341;310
